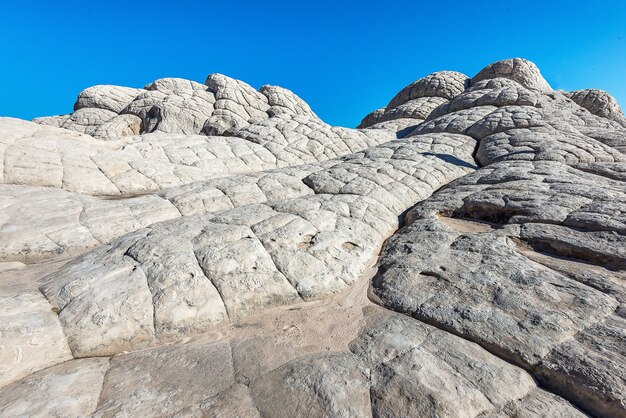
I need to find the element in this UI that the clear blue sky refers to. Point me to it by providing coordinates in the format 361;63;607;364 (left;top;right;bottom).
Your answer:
1;1;625;127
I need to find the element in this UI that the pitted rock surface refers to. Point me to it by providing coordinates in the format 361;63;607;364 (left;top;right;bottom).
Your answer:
0;58;624;417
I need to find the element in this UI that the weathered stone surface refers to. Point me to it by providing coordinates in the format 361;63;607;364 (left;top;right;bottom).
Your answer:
0;184;181;262
387;71;469;107
478;388;587;417
92;113;142;139
1;118;209;194
1;117;396;195
173;384;260;418
38;131;475;357
160;166;318;216
0;358;109;417
470;58;552;92
74;85;143;113
358;108;385;128
365;117;420;135
0;254;585;418
250;353;371;417
32;114;71;128
350;308;586;418
359;96;448;128
411;106;497;136
373;160;626;417
1;59;623;417
121;79;216;135
374;214;618;364
60;107;117;135
429;81;541;120
93;340;234;417
537;315;626;418
206;73;269;124
0;128;471;262
260;84;320;120
0;266;72;387
358;71;468;132
566;88;626;126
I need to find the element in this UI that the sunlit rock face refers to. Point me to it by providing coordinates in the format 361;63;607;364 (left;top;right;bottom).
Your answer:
1;58;624;418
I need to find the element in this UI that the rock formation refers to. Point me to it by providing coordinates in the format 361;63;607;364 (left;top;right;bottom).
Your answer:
0;58;624;417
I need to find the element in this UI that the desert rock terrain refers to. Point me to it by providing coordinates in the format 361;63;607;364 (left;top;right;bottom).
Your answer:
0;58;624;417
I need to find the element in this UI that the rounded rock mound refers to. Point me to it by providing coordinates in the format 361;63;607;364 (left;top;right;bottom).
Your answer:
386;71;469;109
566;88;626;124
470;58;552;92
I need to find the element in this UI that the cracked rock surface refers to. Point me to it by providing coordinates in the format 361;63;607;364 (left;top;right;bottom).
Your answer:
1;58;624;417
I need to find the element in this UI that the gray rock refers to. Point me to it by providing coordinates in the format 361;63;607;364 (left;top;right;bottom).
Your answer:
38;132;475;357
32;114;71;128
566;88;626;126
0;358;109;417
537;315;626;418
74;85;143;113
0;268;72;387
1;58;624;417
428;82;540;120
470;58;552;92
350;308;585;418
479;388;587;417
60;107;117;135
0;253;585;418
373;160;626;416
358;71;468;131
205;73;269;123
0;117;396;196
92;113;142;139
387;71;469;108
121;82;215;135
93;340;234;417
173;384;260;418
249;353;371;418
260;84;321;120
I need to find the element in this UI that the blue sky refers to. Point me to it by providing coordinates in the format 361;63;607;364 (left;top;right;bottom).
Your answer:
1;1;625;127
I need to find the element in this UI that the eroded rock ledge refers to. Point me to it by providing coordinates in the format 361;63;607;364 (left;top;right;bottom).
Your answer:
1;58;624;417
